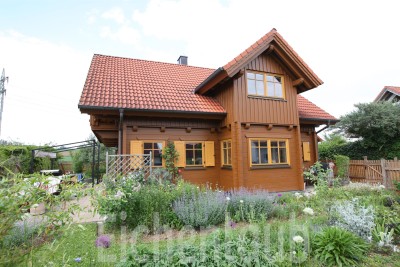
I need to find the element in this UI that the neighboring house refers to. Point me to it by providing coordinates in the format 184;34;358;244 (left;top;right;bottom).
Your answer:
374;86;400;103
78;28;337;192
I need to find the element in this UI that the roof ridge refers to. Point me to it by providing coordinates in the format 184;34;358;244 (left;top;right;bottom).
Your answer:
93;54;216;71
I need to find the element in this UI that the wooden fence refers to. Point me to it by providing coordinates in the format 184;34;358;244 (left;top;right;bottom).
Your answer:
349;157;400;189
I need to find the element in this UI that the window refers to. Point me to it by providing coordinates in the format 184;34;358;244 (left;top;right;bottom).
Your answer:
249;139;289;166
174;141;215;167
130;140;164;167
143;142;163;166
185;142;203;166
221;140;232;166
247;71;284;98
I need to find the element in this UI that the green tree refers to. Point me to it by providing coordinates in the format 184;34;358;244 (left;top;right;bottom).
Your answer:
335;101;400;158
318;133;348;160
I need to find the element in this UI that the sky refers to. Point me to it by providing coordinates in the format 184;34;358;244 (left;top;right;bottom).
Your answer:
0;0;399;145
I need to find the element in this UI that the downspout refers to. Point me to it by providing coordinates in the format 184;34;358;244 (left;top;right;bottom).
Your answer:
118;109;124;154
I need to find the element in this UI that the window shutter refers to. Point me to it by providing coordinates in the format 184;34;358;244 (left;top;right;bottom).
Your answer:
302;142;311;162
130;141;143;169
205;141;215;166
174;141;185;167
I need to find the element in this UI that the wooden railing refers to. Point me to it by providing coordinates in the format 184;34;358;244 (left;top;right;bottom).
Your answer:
349;157;400;188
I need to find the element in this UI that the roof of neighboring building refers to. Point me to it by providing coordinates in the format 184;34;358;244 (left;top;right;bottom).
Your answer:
79;54;336;121
374;86;400;102
297;95;337;121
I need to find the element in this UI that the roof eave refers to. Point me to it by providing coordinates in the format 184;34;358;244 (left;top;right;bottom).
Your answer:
194;67;227;94
299;117;339;124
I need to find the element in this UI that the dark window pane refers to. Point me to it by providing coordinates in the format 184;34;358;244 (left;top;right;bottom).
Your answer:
144;143;152;149
223;142;227;149
271;141;278;147
251;147;259;164
279;148;287;163
251;141;259;147
271;148;279;163
247;72;255;79
260;141;268;147
195;150;203;165
144;149;151;155
260;147;268;163
274;76;282;83
279;141;286;147
154;154;162;166
227;149;231;165
186;143;193;149
195;143;202;149
186;150;194;165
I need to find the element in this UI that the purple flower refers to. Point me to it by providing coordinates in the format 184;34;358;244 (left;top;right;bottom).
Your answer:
229;221;237;228
74;257;82;263
277;193;282;197
95;235;111;248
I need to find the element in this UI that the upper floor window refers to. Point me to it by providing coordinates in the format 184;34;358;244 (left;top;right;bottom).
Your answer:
247;71;284;98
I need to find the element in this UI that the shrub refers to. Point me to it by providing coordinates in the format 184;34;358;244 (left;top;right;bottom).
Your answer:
334;154;350;178
173;190;227;229
2;221;40;249
313;227;369;267
330;198;375;240
227;188;275;222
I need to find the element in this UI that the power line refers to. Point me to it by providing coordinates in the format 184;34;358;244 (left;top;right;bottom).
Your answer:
0;68;9;136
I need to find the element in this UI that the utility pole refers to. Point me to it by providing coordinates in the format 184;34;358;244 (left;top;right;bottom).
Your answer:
0;68;9;136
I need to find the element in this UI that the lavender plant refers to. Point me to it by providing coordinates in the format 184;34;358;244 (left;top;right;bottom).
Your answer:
173;190;227;229
227;188;275;222
330;198;375;240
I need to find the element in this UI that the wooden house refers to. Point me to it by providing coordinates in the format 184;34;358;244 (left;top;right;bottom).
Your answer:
78;29;337;192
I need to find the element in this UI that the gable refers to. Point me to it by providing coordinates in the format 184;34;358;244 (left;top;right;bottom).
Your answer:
195;28;323;95
374;86;400;102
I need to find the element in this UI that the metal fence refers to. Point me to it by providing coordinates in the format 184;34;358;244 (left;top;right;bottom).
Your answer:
106;152;152;180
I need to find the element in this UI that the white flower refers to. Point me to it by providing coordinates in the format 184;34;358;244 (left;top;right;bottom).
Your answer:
304;192;311;198
393;245;399;253
293;235;304;243
31;203;39;209
303;207;314;215
21;213;32;220
226;197;230;201
240;200;244;203
115;190;125;199
378;185;385;189
367;236;372;242
378;241;385;247
292;251;297;255
294;192;303;199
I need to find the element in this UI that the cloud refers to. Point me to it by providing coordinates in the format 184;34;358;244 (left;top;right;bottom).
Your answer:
0;30;92;145
101;7;126;24
100;25;141;46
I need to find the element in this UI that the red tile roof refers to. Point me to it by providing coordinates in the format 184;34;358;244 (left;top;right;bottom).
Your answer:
297;95;337;121
79;54;336;121
79;54;226;114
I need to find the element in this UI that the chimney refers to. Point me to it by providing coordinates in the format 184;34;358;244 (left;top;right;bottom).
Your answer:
177;55;188;65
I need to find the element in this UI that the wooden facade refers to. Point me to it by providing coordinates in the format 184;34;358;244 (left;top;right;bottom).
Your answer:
79;29;337;192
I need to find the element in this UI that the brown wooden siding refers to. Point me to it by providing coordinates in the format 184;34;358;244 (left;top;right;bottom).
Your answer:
234;53;299;125
214;81;234;126
240;125;303;191
123;124;220;187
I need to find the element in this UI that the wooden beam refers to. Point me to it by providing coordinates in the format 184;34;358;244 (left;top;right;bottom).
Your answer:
210;128;216;133
186;127;191;133
288;125;294;131
292;78;304;87
160;126;166;132
267;124;273;130
244;123;250;129
132;125;138;132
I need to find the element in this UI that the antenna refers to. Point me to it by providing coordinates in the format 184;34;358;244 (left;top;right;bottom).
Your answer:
0;68;9;136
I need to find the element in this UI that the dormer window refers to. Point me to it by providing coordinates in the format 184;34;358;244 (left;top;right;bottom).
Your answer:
246;71;284;99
